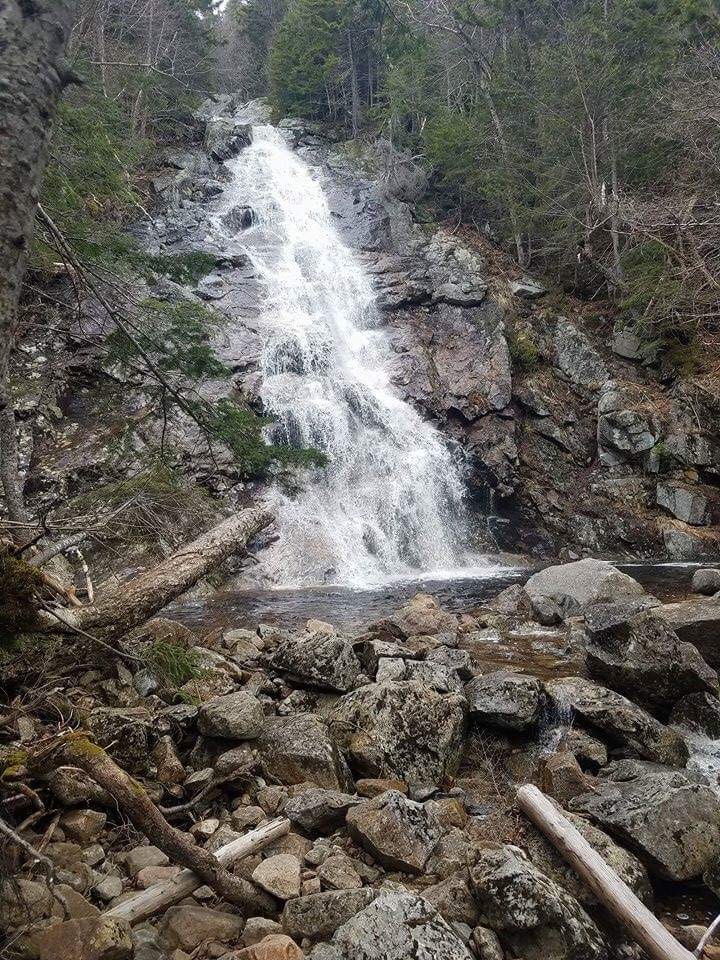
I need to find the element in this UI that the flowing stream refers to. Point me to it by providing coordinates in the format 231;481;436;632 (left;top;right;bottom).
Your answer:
214;125;481;588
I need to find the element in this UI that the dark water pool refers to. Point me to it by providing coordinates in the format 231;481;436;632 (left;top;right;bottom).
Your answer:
166;560;703;635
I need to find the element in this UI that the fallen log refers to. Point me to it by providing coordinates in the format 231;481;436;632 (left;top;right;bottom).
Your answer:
54;506;272;640
36;735;278;916
105;817;290;925
517;784;696;960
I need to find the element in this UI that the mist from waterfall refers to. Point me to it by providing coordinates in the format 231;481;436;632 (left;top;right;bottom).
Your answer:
215;124;481;587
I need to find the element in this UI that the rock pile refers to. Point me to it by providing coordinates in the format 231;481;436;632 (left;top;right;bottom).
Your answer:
4;563;720;960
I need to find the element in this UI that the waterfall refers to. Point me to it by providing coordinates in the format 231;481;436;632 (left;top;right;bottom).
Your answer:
214;124;478;588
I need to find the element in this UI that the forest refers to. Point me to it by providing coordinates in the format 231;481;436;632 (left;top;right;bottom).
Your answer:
2;2;720;960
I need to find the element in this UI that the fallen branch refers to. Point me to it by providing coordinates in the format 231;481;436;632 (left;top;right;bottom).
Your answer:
517;784;695;960
52;507;272;640
105;817;290;925
34;735;278;916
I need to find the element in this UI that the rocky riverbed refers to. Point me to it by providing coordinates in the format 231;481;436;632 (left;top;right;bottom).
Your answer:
5;559;720;960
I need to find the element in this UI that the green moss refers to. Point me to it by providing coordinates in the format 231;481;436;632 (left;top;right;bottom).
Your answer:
0;554;45;652
507;328;540;371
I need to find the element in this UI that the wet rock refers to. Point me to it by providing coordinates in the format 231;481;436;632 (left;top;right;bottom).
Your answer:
252;854;302;900
271;631;362;692
284;789;361;834
28;915;132;960
259;714;352;791
670;692;720;738
583;605;718;709
197;691;264;740
308;890;475;960
465;670;542;731
570;759;720;880
160;904;244;951
529;594;563;626
85;707;150;774
330;680;466;785
421;872;481;926
281;889;377;942
692;568;720;595
222;204;255;233
204;118;252;161
346;790;441;873
657;481;712;526
659;598;720;666
524;559;645;615
387;593;459;637
554;318;608;390
469;845;607;960
546;676;688;765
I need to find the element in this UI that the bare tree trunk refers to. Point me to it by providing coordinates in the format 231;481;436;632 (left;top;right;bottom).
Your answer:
44;736;277;915
53;507;272;639
0;0;79;525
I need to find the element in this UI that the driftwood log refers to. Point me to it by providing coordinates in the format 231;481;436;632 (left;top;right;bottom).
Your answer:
517;784;696;960
106;817;290;925
35;735;278;916
50;507;272;640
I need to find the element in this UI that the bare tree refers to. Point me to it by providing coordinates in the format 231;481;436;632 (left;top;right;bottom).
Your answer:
0;0;80;526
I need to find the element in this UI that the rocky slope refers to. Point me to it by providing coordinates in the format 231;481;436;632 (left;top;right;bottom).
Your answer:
4;559;720;960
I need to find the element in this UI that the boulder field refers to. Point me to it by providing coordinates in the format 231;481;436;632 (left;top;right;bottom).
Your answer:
4;560;720;960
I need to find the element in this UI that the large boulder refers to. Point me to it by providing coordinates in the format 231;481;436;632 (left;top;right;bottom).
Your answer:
469;845;607;960
546;676;688;765
258;714;352;790
346;790;441;873
583;604;718;709
465;670;542;731
570;759;720;881
658;598;720;666
281;889;377;942
330;681;466;785
197;691;264;740
308;890;475;960
386;593;459;638
523;559;644;616
271;631;362;692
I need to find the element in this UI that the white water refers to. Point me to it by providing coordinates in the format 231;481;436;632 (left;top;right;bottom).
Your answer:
215;125;481;587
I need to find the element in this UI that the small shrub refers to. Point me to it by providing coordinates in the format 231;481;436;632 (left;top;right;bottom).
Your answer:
143;641;204;689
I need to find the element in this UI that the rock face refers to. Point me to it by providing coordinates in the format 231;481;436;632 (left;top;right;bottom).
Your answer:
258;714;352;790
330;681;466;785
583;605;718;709
346;790;441;873
308;890;475;960
546;676;688;765
271;631;362;692
570;759;720;880
523;559;644;615
469;845;607;960
197;691;264;740
465;671;542;731
657;481;712;525
554;317;608;389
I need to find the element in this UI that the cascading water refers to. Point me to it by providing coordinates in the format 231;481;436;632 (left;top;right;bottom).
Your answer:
215;124;479;587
